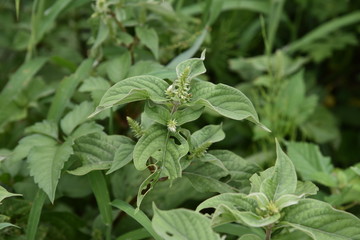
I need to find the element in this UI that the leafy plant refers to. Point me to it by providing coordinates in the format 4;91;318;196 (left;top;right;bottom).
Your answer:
1;0;360;239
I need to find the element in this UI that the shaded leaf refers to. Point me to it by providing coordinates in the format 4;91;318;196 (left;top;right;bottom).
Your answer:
152;204;221;240
28;141;73;202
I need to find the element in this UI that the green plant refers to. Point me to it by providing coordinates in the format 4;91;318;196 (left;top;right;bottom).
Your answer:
1;0;360;240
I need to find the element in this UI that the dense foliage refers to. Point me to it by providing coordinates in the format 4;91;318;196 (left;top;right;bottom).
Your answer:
1;0;360;239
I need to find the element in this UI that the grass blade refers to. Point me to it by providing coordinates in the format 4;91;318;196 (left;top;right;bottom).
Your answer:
285;11;360;53
112;199;162;240
88;171;112;240
26;189;47;240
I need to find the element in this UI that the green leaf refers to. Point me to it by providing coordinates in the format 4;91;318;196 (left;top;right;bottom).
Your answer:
48;59;93;122
286;11;360;53
60;101;94;136
88;171;112;226
15;0;20;19
136;26;159;59
107;137;135;174
281;199;360;240
152;204;221;240
25;120;58;139
144;101;171;126
116;228;151;240
212;204;280;227
0;57;47;131
196;193;256;212
173;106;204;125
295;181;319;197
239;234;263;240
133;124;189;179
28;141;73;202
112;200;162;240
0;186;21;203
210;150;261;192
137;166;161;208
0;222;19;230
287;142;336;187
260;140;297;200
90;75;169;117
92;21;109;50
175;49;206;80
190;80;269;131
79;77;111;92
191;124;225;149
69;122;104;140
26;190;46;240
70;133;132;175
106;51;131;82
167;29;208;68
184;172;235;193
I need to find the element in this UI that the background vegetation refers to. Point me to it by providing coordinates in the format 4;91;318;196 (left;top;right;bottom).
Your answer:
0;0;360;239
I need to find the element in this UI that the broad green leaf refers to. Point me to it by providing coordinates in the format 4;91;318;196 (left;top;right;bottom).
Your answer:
144;101;171;126
281;199;360;240
48;59;93;122
274;71;317;123
287;142;336;187
184;172;235;193
295;181;319;197
214;223;265;239
4;134;57;176
275;194;302;210
106;51;131;82
212;204;280;227
249;167;274;193
300;106;340;143
136;26;159;59
145;102;204;127
260;140;297;200
190;80;268;131
107;137;135;174
60;101;94;136
28;141;73;202
25;120;58;139
70;133;132;175
69;122;104;140
0;222;19;230
79;77;111;92
133;124;189;179
191;124;225;149
175;50;206;80
152;204;221;240
196;193;256;212
0;186;21;203
173;106;204;125
90;75;169;117
239;234;262;240
210;150;261;192
112;200;162;240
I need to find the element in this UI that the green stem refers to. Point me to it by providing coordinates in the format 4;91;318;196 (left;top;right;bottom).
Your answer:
265;225;273;240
